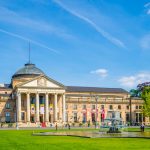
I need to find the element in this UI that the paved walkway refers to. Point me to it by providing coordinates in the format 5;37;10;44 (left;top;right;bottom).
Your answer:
0;126;149;130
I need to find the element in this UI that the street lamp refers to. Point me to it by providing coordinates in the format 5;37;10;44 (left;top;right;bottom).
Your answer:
95;96;98;129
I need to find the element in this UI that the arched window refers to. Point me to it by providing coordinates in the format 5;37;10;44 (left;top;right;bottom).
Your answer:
118;105;121;110
101;105;104;109
126;105;129;110
109;105;113;110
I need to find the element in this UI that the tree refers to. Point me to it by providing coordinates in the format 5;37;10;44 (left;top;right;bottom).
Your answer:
141;87;150;117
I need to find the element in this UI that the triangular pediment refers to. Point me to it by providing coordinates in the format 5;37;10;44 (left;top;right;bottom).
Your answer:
16;75;64;89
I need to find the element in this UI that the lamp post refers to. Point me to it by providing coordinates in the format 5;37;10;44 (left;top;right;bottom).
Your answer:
95;96;98;129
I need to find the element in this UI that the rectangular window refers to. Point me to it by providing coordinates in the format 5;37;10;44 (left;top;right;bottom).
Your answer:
5;112;10;117
21;112;25;121
143;116;145;122
82;113;87;123
21;100;25;107
120;112;122;118
107;112;112;119
92;105;95;110
82;104;86;110
39;96;44;104
126;105;129;110
126;113;130;122
5;112;10;123
136;113;138;122
73;104;77;110
5;103;11;109
118;105;121;110
109;105;113;110
136;105;138;109
66;104;68;109
65;113;68;122
91;113;96;122
31;97;35;104
139;113;142;122
112;112;115;118
31;116;34;123
101;105;104;109
74;113;77;122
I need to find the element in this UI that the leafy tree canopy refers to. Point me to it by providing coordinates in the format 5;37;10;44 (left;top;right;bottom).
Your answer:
130;82;150;117
141;87;150;117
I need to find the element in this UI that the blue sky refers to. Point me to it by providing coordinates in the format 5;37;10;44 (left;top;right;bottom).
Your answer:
0;0;150;90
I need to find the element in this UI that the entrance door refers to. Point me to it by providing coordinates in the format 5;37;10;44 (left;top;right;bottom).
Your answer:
92;113;95;122
40;115;44;123
30;116;35;123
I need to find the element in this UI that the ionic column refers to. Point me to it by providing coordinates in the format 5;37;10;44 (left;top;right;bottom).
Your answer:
54;93;58;122
17;92;21;122
45;93;49;122
62;94;66;122
36;92;39;122
27;93;30;122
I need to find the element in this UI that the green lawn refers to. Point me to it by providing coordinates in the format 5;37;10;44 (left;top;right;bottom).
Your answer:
122;127;150;132
0;129;149;150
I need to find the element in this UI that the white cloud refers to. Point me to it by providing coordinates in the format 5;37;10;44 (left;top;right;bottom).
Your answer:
147;9;150;15
91;69;108;78
144;2;150;8
140;34;150;49
118;72;150;88
144;2;150;15
53;0;126;48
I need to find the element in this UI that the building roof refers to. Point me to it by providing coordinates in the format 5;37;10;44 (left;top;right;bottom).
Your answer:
12;63;45;78
131;97;142;100
66;86;129;94
0;84;12;90
0;94;11;97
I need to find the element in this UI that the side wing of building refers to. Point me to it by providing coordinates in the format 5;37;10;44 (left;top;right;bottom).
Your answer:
65;86;149;125
0;86;15;124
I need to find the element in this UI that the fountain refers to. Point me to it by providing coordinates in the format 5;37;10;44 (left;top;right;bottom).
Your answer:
105;111;122;133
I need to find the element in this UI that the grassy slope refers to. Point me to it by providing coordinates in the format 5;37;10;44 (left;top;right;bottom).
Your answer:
0;130;149;150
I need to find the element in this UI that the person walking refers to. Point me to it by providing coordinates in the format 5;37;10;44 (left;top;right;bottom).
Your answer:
140;123;145;132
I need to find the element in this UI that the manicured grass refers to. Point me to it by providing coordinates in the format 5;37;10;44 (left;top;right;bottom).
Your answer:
0;129;150;150
122;127;150;132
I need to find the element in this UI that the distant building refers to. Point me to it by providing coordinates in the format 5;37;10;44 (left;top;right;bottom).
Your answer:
0;63;149;127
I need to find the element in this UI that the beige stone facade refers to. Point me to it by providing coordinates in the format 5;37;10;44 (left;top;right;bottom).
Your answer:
0;63;149;127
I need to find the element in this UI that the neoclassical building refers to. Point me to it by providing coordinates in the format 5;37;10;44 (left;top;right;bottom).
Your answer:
0;63;149;127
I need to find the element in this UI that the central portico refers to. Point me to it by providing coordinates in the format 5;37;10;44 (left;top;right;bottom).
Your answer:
16;75;66;125
11;63;66;126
